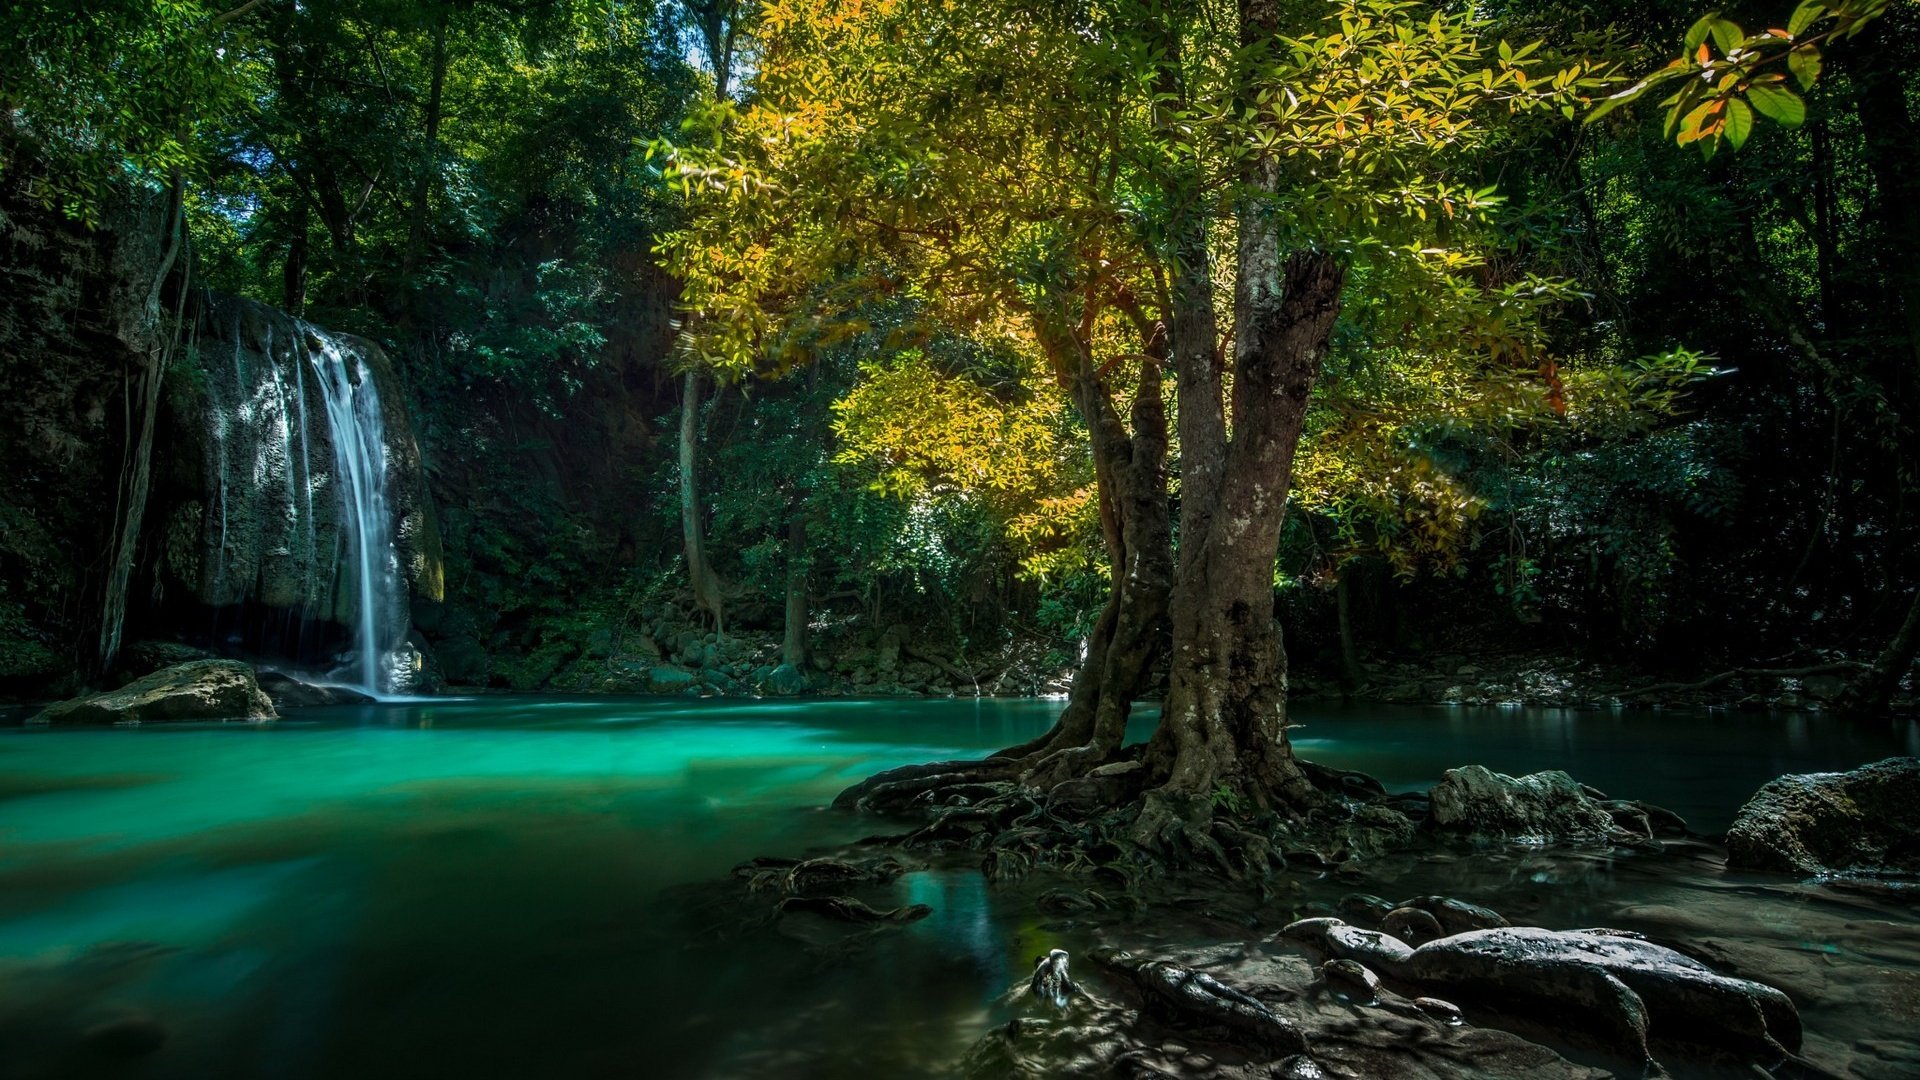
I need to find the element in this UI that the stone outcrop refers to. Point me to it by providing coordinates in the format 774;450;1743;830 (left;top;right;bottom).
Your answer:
163;293;442;628
1427;765;1639;844
29;659;276;724
1725;756;1920;877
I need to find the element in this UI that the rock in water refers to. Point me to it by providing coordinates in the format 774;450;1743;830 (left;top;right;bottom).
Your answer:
257;671;375;708
1427;766;1636;844
1725;756;1920;877
645;665;697;694
761;662;809;696
30;660;276;725
1380;907;1445;946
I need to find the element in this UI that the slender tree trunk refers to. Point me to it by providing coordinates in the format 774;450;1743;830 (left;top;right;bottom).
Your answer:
1019;334;1172;785
1810;119;1838;324
99;177;186;674
672;4;737;636
283;201;309;316
680;369;724;631
404;6;448;277
1855;36;1920;370
1336;561;1367;692
783;512;808;668
1839;588;1920;715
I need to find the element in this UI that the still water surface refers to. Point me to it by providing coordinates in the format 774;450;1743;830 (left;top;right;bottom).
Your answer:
0;698;1913;1079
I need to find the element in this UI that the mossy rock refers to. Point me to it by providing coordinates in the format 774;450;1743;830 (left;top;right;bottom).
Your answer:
31;660;276;725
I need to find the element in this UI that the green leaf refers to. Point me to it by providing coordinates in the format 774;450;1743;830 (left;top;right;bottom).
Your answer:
1709;18;1744;56
1787;1;1827;37
1746;84;1807;127
1723;96;1753;149
1685;12;1721;50
1788;45;1823;89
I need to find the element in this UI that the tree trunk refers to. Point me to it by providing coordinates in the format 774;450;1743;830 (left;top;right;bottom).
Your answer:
1838;588;1920;715
1854;33;1920;369
1147;248;1344;808
283;201;308;316
99;177;185;673
783;512;808;668
1336;561;1367;693
673;3;737;635
1018;334;1172;785
404;6;448;277
680;369;724;632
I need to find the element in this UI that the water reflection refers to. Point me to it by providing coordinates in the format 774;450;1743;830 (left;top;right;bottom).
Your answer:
0;697;1912;1079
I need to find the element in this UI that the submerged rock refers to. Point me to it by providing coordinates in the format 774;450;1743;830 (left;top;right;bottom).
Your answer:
645;665;697;694
773;895;930;924
1725;756;1920;877
1427;765;1638;844
30;660;275;725
1281;918;1801;1071
760;662;810;696
257;671;375;708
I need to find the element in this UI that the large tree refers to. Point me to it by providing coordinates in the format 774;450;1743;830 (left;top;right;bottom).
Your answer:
661;0;1606;837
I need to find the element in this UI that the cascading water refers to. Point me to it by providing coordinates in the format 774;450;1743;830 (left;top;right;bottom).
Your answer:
307;331;408;696
198;301;416;697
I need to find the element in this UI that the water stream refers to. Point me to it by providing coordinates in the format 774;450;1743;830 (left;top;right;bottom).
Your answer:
304;335;403;697
0;699;1913;1079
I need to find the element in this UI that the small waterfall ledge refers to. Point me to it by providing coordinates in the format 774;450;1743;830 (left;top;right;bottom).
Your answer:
166;295;442;695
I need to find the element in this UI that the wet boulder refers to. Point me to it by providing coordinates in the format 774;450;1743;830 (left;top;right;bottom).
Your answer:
1396;895;1509;936
645;665;697;694
1380;907;1445;946
1317;959;1381;1003
30;660;276;725
760;662;809;696
1427;766;1636;844
1725;756;1920;877
257;671;374;708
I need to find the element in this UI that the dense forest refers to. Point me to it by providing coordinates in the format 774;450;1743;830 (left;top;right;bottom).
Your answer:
2;0;1915;716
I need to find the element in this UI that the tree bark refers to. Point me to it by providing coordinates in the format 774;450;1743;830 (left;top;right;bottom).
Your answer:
783;512;808;668
283;200;309;316
1019;331;1173;785
1838;588;1920;715
1854;32;1920;369
1336;560;1367;692
1146;248;1345;807
680;369;724;631
99;176;186;673
404;5;449;277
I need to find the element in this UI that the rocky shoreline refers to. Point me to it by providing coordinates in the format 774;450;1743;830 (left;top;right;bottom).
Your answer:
16;637;1911;717
693;756;1920;1079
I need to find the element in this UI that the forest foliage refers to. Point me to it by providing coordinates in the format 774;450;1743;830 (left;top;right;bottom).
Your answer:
2;0;1916;690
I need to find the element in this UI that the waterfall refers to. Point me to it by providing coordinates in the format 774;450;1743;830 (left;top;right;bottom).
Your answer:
196;300;417;697
307;331;408;696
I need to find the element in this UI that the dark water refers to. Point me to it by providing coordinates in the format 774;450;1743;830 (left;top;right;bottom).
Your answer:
0;698;1914;1079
